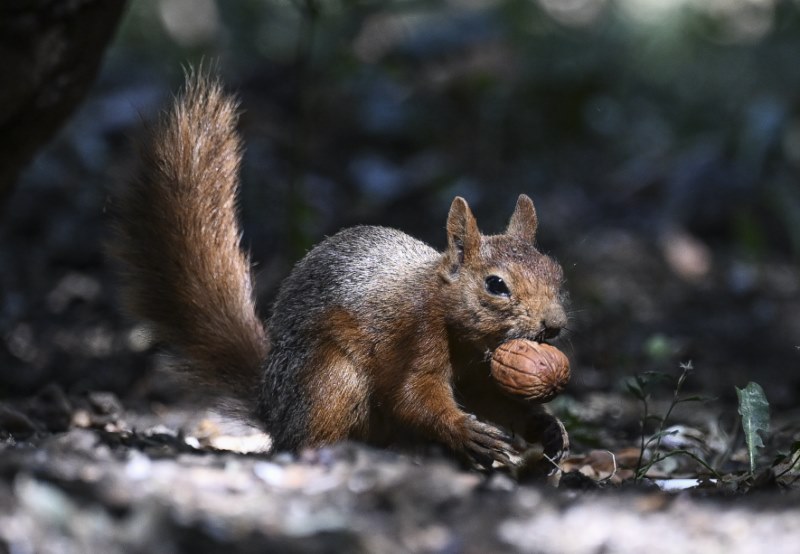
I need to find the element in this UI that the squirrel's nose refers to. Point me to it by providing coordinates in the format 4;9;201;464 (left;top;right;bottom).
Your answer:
541;302;567;340
542;325;562;340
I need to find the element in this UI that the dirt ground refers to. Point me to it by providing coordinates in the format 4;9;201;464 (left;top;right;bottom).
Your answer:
1;390;799;553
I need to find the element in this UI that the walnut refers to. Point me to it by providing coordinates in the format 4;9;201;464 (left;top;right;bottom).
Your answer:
490;340;570;403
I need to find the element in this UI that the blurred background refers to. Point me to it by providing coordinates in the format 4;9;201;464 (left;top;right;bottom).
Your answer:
1;0;799;414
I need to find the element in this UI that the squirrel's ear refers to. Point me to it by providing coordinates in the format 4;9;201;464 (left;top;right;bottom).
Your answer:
446;196;480;267
506;194;538;242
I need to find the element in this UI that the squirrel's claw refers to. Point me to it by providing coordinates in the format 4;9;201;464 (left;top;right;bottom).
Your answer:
462;414;519;468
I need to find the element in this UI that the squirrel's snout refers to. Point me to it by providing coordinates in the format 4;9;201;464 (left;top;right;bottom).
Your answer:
540;302;568;340
541;325;562;340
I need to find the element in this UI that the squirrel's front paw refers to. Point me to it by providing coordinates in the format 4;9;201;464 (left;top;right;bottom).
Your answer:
460;414;520;468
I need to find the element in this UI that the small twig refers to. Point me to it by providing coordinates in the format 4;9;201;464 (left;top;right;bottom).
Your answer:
542;452;559;471
775;451;800;480
597;450;618;484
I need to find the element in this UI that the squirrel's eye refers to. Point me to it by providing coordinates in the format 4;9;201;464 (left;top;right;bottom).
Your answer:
485;275;510;297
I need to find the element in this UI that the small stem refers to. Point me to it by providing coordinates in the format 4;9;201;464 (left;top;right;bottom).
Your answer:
597;450;618;483
650;365;690;461
775;451;800;479
635;391;649;481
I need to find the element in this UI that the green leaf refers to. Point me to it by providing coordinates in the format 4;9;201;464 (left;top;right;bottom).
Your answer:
736;382;770;474
626;379;645;400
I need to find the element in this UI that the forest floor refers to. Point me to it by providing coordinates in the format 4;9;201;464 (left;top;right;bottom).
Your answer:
1;383;799;553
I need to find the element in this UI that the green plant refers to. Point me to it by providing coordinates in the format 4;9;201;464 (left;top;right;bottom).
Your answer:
733;381;800;488
735;381;770;476
627;361;719;481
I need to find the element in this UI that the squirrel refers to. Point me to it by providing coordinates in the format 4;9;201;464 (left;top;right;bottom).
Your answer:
111;72;569;468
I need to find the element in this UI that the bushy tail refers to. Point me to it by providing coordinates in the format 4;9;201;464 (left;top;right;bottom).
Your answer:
112;71;267;413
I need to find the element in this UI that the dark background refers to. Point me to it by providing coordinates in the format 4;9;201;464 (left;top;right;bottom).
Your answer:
2;0;799;416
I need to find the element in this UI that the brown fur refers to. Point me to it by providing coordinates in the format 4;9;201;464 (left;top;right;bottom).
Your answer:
113;72;569;467
111;71;267;412
303;308;371;446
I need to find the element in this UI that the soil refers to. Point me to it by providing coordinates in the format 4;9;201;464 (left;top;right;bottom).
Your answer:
1;389;799;553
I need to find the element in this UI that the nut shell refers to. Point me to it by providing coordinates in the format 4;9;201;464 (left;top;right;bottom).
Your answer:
490;340;570;403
